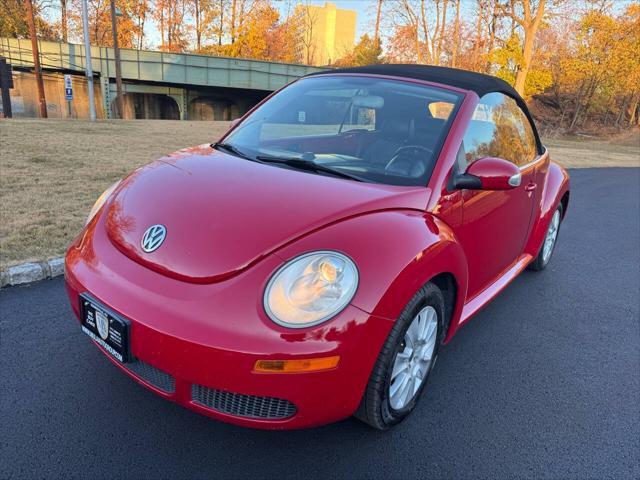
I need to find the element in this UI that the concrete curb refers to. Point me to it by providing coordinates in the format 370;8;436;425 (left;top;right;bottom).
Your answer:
0;257;64;288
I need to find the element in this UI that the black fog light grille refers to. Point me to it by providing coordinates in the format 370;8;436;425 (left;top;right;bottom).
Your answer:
125;359;175;394
191;385;296;420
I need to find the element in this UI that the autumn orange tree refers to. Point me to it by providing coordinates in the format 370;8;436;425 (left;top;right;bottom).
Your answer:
335;34;383;67
498;0;548;95
1;0;58;40
196;0;297;62
153;0;188;51
381;0;638;130
66;0;143;48
557;4;640;128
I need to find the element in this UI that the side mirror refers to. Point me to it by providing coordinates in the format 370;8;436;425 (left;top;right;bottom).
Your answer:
454;157;521;191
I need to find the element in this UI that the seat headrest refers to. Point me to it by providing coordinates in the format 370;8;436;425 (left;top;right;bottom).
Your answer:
414;116;446;137
381;118;411;139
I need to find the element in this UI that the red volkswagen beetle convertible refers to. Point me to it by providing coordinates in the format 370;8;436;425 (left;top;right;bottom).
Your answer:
65;65;570;430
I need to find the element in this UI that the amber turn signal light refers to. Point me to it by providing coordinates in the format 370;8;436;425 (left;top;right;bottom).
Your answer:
253;356;340;374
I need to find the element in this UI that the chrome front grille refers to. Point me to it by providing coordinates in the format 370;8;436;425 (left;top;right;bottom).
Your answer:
126;359;175;394
191;385;296;420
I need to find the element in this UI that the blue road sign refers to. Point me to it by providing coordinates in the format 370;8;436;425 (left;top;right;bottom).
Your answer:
64;74;73;100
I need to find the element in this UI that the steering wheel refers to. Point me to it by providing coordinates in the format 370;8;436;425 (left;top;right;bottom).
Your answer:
385;145;433;177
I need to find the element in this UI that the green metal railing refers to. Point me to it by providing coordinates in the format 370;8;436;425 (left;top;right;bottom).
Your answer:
0;37;324;91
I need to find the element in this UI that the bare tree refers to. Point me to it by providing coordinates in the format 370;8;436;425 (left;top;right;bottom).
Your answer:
154;0;189;51
485;0;500;72
25;0;47;117
133;0;147;49
190;0;217;50
230;0;236;43
295;3;319;64
393;0;453;66
416;0;429;62
215;0;226;45
451;0;461;66
61;0;68;41
436;0;449;66
374;0;383;47
500;0;548;95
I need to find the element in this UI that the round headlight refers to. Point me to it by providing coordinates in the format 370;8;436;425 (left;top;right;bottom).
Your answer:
264;251;359;328
86;179;121;225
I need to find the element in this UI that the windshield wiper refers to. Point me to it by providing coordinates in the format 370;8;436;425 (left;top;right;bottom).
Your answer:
255;155;365;182
211;142;254;161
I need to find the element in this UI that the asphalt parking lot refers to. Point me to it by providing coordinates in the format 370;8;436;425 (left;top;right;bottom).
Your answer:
1;168;639;479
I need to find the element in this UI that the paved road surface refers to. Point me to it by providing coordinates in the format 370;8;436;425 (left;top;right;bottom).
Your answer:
1;168;639;479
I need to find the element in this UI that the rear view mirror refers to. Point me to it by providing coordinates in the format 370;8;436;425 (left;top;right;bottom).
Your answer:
454;157;521;190
352;95;384;109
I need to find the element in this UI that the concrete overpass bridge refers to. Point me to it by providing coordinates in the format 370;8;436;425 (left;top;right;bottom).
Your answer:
0;37;324;120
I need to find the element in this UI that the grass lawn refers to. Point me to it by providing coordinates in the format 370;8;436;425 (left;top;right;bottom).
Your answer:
1;118;638;269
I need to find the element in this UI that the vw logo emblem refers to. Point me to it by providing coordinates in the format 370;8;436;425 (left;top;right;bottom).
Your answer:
141;224;167;253
95;310;110;341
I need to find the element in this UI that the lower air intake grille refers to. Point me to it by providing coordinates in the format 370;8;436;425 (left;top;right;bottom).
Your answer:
191;385;296;420
126;359;175;394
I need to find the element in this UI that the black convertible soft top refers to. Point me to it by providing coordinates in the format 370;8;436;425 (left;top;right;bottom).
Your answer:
306;64;542;153
306;64;521;101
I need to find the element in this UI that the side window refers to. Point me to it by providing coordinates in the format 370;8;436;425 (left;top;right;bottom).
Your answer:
462;92;538;167
510;101;538;162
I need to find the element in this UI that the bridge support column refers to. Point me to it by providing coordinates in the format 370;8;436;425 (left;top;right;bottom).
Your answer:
168;89;187;120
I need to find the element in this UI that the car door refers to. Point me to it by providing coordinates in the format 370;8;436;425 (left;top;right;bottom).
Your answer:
455;93;540;299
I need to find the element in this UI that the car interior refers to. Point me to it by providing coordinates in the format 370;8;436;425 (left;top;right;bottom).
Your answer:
226;78;463;186
263;93;454;184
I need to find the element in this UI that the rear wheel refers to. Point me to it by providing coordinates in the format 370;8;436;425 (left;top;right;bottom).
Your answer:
355;282;444;430
528;203;563;271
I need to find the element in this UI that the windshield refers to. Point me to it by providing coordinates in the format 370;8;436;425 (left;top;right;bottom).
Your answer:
222;75;463;186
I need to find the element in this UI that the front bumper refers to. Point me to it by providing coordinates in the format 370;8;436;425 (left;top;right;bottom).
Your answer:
65;216;392;429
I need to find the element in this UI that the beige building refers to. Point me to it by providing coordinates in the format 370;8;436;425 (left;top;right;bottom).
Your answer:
296;2;357;66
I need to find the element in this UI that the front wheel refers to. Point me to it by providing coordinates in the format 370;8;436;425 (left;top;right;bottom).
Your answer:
528;203;563;271
354;282;444;430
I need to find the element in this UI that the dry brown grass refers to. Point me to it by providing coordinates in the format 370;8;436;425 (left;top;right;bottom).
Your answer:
1;119;229;268
1;118;638;269
544;129;640;168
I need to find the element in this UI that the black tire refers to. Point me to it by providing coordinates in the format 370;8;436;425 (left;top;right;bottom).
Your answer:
528;203;564;271
354;282;445;430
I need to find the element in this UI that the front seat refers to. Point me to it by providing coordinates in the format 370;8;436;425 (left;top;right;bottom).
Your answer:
362;117;411;168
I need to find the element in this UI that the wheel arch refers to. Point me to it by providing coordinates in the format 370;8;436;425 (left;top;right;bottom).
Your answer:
274;210;469;343
525;161;570;258
560;190;570;219
429;272;459;342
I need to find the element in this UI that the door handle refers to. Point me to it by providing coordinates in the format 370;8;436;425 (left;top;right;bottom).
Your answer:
525;182;537;192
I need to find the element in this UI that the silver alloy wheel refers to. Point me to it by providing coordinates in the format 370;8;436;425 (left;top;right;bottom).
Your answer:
389;305;438;411
542;209;561;264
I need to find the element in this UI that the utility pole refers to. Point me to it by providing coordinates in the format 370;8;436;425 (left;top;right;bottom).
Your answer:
0;57;14;118
24;0;47;118
81;0;96;121
109;0;124;119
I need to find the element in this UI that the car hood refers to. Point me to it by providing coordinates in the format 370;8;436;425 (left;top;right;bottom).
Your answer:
104;145;430;283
